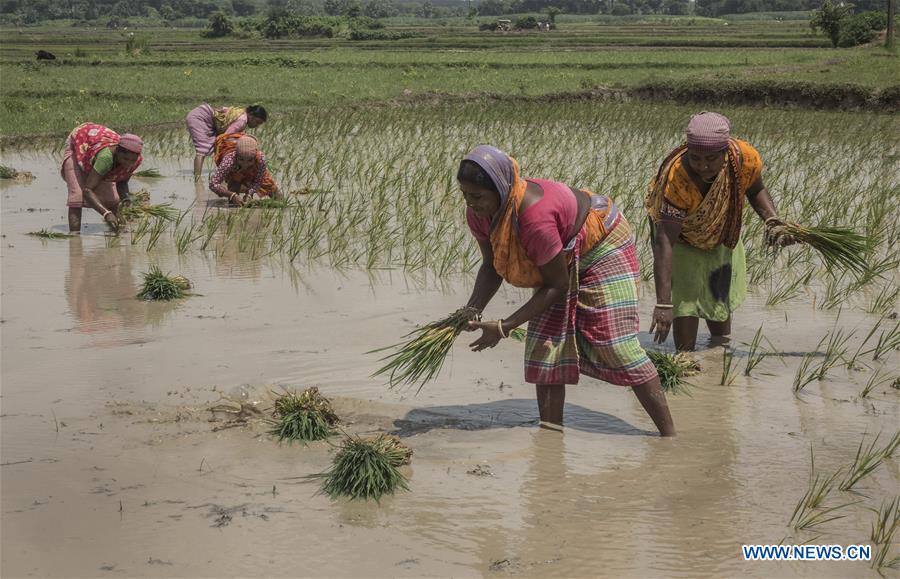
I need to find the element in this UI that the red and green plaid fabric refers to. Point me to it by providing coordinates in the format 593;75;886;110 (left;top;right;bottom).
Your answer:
524;214;658;386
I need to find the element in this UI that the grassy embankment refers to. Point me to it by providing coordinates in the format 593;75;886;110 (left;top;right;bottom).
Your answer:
1;17;897;140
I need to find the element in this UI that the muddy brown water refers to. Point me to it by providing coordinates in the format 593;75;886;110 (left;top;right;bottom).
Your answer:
1;154;897;578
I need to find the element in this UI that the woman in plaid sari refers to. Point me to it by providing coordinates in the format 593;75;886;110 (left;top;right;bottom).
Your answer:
459;145;674;435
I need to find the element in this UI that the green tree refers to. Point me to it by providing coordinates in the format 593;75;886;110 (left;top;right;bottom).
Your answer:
205;10;233;36
810;0;851;47
324;0;345;14
232;0;256;15
546;5;560;21
364;0;395;17
345;0;362;16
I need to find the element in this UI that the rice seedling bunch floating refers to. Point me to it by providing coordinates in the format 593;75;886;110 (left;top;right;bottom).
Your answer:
781;223;869;278
647;351;700;395
319;434;411;501
270;386;339;443
27;229;74;239
370;306;481;392
136;265;187;301
0;165;34;182
134;168;163;178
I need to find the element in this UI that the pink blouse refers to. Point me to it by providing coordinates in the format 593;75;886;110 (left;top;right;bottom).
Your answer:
466;178;579;266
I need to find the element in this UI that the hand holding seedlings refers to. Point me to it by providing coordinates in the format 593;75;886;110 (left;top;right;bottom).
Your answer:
103;211;121;231
763;216;797;247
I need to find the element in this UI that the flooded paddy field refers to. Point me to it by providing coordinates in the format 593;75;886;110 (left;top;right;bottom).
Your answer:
1;102;898;577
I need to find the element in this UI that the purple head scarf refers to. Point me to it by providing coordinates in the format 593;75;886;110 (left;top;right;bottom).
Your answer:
686;112;731;152
462;144;516;208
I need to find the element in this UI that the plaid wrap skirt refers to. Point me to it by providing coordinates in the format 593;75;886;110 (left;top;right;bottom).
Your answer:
524;214;658;386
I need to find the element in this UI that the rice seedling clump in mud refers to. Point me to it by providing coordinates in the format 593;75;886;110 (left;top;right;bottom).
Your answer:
136;266;189;301
318;434;412;501
270;386;339;443
647;351;701;395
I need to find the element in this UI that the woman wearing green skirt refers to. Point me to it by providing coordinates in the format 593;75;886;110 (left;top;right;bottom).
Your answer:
646;112;795;351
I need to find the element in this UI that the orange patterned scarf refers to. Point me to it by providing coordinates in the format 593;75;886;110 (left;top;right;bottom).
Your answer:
489;159;609;288
645;139;745;250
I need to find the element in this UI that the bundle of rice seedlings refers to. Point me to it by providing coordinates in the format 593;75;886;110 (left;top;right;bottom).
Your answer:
136;265;186;301
27;229;74;239
129;189;151;205
243;197;289;209
509;327;527;342
0;165;34;182
171;275;192;291
647;351;700;395
318;434;411;501
122;201;179;222
782;223;869;278
270;386;339;443
369;306;480;391
134;168;163;178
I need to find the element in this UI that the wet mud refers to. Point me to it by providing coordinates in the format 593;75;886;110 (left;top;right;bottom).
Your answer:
1;154;897;578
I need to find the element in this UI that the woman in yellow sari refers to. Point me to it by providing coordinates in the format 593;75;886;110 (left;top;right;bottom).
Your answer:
646;112;795;351
185;104;267;181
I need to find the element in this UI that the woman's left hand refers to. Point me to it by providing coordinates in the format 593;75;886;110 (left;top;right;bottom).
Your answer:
467;320;503;352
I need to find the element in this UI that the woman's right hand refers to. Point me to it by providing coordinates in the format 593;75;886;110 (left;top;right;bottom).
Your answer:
460;306;482;330
103;211;120;231
649;306;673;344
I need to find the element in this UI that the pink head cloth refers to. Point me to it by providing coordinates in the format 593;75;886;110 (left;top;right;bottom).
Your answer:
236;135;258;158
686;112;731;152
117;133;143;153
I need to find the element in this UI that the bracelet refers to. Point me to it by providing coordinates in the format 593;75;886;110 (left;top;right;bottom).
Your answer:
764;216;781;226
655;304;674;309
101;210;111;218
497;319;508;339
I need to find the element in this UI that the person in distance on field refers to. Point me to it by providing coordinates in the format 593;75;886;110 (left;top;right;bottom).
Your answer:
62;122;143;232
208;133;281;206
185;103;267;181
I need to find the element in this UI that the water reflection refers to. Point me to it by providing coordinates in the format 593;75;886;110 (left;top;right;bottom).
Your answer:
64;236;175;343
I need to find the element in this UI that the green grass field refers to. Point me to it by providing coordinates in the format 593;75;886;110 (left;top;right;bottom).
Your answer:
1;17;897;139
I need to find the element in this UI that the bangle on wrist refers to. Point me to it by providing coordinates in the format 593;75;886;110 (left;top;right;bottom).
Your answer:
497;319;508;339
102;209;111;218
655;303;673;309
764;216;780;226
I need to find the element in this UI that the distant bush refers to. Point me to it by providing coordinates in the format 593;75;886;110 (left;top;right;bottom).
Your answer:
204;10;234;37
350;15;384;28
610;3;632;16
348;28;418;39
479;21;498;30
836;13;876;46
514;15;538;28
261;15;339;38
854;10;887;30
